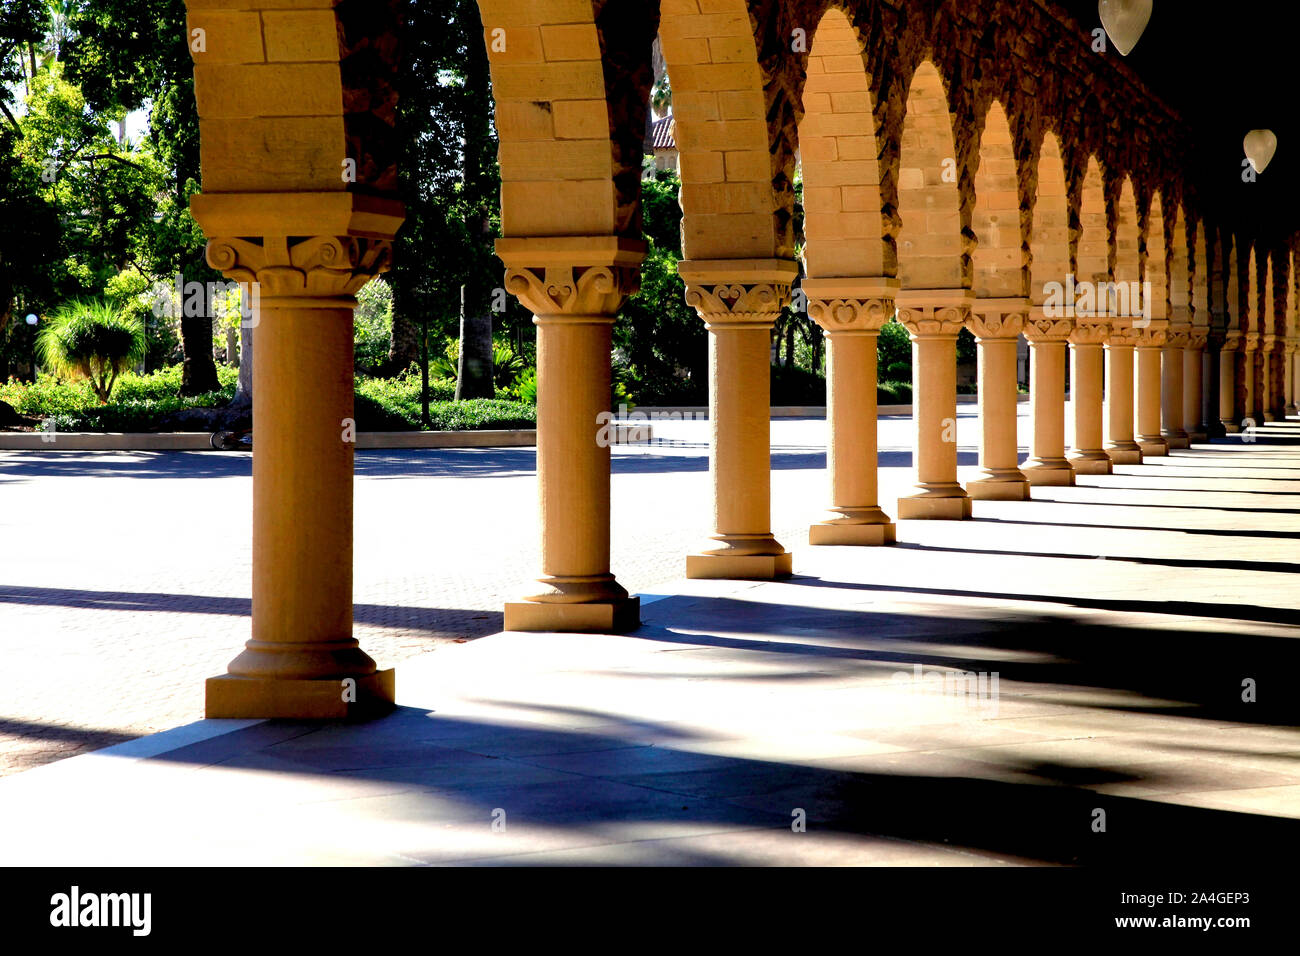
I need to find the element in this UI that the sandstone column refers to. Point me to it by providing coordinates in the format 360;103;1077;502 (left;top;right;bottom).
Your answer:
805;279;899;545
497;238;644;632
1135;324;1170;456
1263;334;1282;421
680;259;798;578
1021;312;1075;485
192;197;403;719
1286;338;1299;415
1163;328;1190;448
1068;321;1112;474
1242;332;1260;428
896;291;973;519
1184;330;1208;441
966;301;1030;500
1104;322;1143;464
1220;330;1241;433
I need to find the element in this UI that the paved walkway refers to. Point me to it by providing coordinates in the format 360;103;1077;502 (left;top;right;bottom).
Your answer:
0;416;1297;863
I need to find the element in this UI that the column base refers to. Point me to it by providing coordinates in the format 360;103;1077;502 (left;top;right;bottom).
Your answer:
205;670;396;720
505;596;640;633
1222;420;1241;434
1188;430;1207;443
1137;437;1169;457
1105;444;1143;465
1162;431;1190;449
1022;459;1076;486
965;474;1032;501
1263;412;1278;423
897;493;973;520
1068;452;1113;475
686;552;793;580
809;520;896;546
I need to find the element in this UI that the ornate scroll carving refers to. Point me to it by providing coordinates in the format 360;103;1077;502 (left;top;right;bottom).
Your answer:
504;264;641;317
897;305;970;338
206;235;393;300
807;297;894;333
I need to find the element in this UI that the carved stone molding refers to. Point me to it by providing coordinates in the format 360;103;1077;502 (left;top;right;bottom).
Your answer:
1132;326;1169;348
504;264;641;318
1022;311;1074;343
1068;322;1109;346
807;297;894;333
678;258;799;329
206;235;393;301
967;304;1028;340
496;236;646;319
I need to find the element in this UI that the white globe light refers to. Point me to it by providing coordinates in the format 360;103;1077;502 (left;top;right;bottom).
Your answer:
25;313;37;325
1099;0;1153;57
1244;129;1278;174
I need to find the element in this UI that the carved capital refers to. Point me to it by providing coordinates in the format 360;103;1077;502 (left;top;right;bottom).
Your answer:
504;264;640;317
898;305;970;338
1222;330;1243;350
966;301;1028;340
1187;329;1210;350
1022;309;1074;343
1105;327;1140;347
678;258;799;328
1244;332;1261;350
1285;336;1300;355
206;235;393;301
1133;326;1169;348
1068;321;1109;346
807;297;894;333
496;236;645;318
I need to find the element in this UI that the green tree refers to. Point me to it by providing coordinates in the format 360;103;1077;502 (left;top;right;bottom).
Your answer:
36;296;144;402
62;0;218;395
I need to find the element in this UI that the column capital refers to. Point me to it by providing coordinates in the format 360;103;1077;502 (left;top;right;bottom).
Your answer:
1222;329;1243;349
968;297;1030;339
1285;336;1300;354
192;191;404;306
1188;329;1210;350
1069;321;1109;346
497;236;646;317
1244;331;1261;349
205;235;394;303
678;258;799;328
803;277;899;333
1023;307;1074;343
895;289;973;338
1132;324;1170;348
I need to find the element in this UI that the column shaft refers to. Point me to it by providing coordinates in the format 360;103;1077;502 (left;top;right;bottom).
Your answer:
1220;341;1240;432
806;284;897;546
1162;342;1189;448
681;260;796;578
1068;326;1112;474
1183;341;1206;441
1136;340;1169;456
1022;334;1074;486
967;307;1029;500
1104;336;1142;464
896;297;972;520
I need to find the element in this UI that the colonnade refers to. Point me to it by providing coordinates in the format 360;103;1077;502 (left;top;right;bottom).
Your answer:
179;0;1300;718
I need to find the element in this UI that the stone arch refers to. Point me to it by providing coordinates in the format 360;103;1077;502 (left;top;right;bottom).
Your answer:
971;100;1025;298
1143;191;1169;321
478;0;655;238
1169;203;1191;324
897;59;964;290
1225;234;1240;332
1075;157;1108;285
1114;177;1141;311
1191;220;1209;325
797;4;889;279
1029;131;1070;306
659;0;790;259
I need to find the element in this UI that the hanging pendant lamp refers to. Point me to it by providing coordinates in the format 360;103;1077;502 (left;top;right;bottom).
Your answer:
1098;0;1153;56
1244;130;1278;174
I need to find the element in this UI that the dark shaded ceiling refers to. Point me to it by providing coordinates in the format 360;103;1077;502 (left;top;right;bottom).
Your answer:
1053;0;1296;246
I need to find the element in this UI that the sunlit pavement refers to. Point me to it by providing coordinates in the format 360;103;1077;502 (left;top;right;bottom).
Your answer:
1;413;1298;863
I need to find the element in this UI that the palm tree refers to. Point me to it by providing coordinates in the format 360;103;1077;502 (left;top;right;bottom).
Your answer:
36;297;145;402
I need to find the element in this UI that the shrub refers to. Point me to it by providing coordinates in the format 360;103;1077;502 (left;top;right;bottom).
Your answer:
36;298;146;403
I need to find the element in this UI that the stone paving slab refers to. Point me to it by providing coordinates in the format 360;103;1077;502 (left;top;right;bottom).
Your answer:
1;415;1298;864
